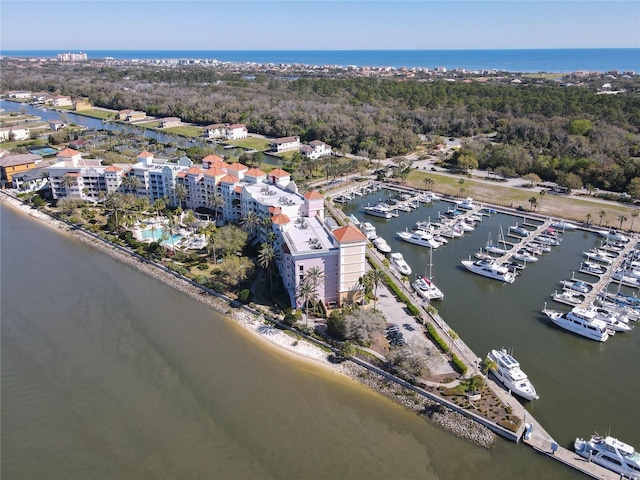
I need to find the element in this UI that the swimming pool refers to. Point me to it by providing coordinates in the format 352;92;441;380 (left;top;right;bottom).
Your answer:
140;228;183;246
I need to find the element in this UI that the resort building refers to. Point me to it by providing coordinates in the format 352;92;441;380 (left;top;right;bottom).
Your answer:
0;152;43;188
204;124;226;139
226;124;248;140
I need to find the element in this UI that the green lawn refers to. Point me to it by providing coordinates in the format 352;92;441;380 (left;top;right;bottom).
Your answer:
74;109;116;120
162;126;204;137
227;137;271;151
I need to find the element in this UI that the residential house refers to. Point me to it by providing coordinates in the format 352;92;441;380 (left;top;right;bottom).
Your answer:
226;124;248;140
0;126;31;142
6;91;31;99
204;123;226;139
300;140;332;160
159;117;181;128
50;95;73;107
68;139;88;150
49;120;66;131
73;98;92;111
0;153;43;188
32;92;52;104
270;136;300;153
126;111;146;122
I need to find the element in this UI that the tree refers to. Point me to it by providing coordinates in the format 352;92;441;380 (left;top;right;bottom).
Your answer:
240;211;261;237
162;215;178;252
60;174;76;195
599;210;606;226
628;177;640;200
631;210;639;232
523;173;541;188
215;224;249;257
344;308;386;347
423;177;434;192
458;178;465;197
153;198;166;217
586;213;592;226
183;209;196;232
618;214;627;230
448;329;459;358
258;242;276;293
538;189;545;211
122;174;142;194
174;183;187;208
214;255;253;288
366;268;385;310
296;281;315;327
528;196;538;210
206;191;225;221
303;266;326;315
480;357;498;386
105;192;125;229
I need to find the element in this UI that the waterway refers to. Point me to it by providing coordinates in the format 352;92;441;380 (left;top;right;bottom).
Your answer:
0;201;590;479
342;189;640;452
0;100;271;164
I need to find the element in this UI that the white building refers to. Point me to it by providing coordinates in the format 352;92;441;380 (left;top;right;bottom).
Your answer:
300;140;332;160
226;124;248;140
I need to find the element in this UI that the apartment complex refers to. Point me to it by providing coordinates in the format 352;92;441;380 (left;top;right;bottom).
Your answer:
46;149;366;308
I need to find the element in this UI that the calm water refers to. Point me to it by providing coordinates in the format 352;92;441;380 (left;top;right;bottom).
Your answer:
3;49;639;72
343;190;640;447
1;202;589;479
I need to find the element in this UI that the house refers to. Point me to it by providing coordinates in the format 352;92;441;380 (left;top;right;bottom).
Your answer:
12;165;51;192
49;120;66;131
118;109;133;120
159;117;181;128
6;91;31;99
226;124;248;140
32;92;52;104
50;95;73;107
125;111;146;122
300;140;332;160
0;126;31;142
270;136;300;153
204;123;226;139
68;139;88;150
0;153;43;188
73;98;92;111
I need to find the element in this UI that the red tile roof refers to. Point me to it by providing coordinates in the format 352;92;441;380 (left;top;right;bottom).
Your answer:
269;168;290;178
272;213;291;225
303;190;323;200
56;147;80;157
104;165;122;172
333;225;367;243
245;167;266;177
185;166;204;175
226;162;248;172
138;151;154;158
268;206;282;215
219;175;237;184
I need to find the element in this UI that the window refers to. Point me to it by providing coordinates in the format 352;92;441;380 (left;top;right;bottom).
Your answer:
299;265;304;271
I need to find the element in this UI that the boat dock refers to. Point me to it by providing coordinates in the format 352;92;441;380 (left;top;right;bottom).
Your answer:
522;424;621;480
492;219;554;264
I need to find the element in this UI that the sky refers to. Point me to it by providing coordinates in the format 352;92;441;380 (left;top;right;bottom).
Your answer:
1;0;639;51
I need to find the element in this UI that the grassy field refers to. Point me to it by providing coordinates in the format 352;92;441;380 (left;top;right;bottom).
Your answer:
226;137;271;151
162;125;204;137
406;170;640;231
74;109;115;120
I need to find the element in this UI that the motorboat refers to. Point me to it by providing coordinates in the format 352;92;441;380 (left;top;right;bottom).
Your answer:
574;434;640;478
412;275;444;301
583;250;614;265
594;297;640;322
560;279;591;294
372;236;392;254
512;249;538;263
595;229;630;243
551;290;584;306
552;220;579;230
423;192;441;201
508;223;530;237
583;306;633;332
541;306;613;341
535;234;561;246
475;249;496;262
458;197;475;210
364;203;397;219
454;220;474;232
359;222;377;240
461;257;516;283
529;241;551;253
397;229;442;249
487;348;538;401
579;261;607;276
390;252;412;276
415;220;437;233
611;270;640;288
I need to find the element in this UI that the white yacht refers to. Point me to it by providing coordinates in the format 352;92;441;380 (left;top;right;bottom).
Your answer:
595;229;630;243
560;279;591;294
583;250;614;265
512;249;538;263
390;252;412;276
458;197;475;210
541;307;613;342
579;261;607;276
372;236;391;253
359;222;377;240
574;434;640;479
461;257;516;283
551;290;584;306
364;203;397;219
397;229;442;249
487;348;539;401
552;220;579;230
508;223;530;237
412;275;444;301
584;306;633;332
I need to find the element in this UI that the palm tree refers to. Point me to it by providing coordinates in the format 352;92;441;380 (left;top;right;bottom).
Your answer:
599;210;606;226
174;183;187;209
153;198;166;218
538;189;545;211
163;215;178;252
105;192;124;228
206;191;225;222
60;174;76;196
586;213;592;226
303;266;326;315
618;214;627;230
448;329;459;358
206;227;217;261
258;243;276;293
183;209;196;233
423;177;434;192
631;210;639;232
528;196;538;210
481;357;498;386
122;174;142;195
240;211;261;237
368;268;385;310
296;281;315;327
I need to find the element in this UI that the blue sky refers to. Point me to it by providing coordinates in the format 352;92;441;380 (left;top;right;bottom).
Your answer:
1;1;639;50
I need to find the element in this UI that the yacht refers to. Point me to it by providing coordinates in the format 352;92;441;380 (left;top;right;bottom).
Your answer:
364;203;396;219
508;223;530;237
579;261;607;276
512;249;538;263
372;236;392;253
541;307;613;342
551;290;584;306
612;270;640;288
560;279;591;294
461;257;516;283
397;229;442;249
359;222;377;240
584;306;633;332
583;250;614;265
552;220;579;230
535;234;561;246
574;434;640;479
487;348;539;401
595;229;630;243
390;252;412;276
458;197;475;210
412;275;444;301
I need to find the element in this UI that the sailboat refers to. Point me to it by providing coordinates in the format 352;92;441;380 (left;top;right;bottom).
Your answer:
486;230;508;255
412;248;444;301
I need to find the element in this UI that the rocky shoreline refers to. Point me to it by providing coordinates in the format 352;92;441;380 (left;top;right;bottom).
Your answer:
1;193;496;448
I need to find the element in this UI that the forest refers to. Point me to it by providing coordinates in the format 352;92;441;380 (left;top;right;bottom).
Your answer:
2;60;640;193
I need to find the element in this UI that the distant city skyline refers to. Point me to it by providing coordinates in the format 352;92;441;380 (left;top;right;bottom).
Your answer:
2;1;639;51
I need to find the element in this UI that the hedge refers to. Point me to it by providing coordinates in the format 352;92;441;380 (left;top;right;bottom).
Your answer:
426;323;450;353
382;273;421;317
451;354;468;375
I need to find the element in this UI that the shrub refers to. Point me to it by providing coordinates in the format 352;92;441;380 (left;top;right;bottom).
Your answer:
31;194;45;207
426;323;450;353
238;289;252;303
451;354;468;375
196;263;209;271
498;419;520;432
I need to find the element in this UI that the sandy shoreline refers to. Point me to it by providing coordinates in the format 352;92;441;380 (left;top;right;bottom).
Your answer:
0;193;496;447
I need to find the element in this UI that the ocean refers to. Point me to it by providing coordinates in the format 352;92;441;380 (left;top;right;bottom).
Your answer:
2;49;639;73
